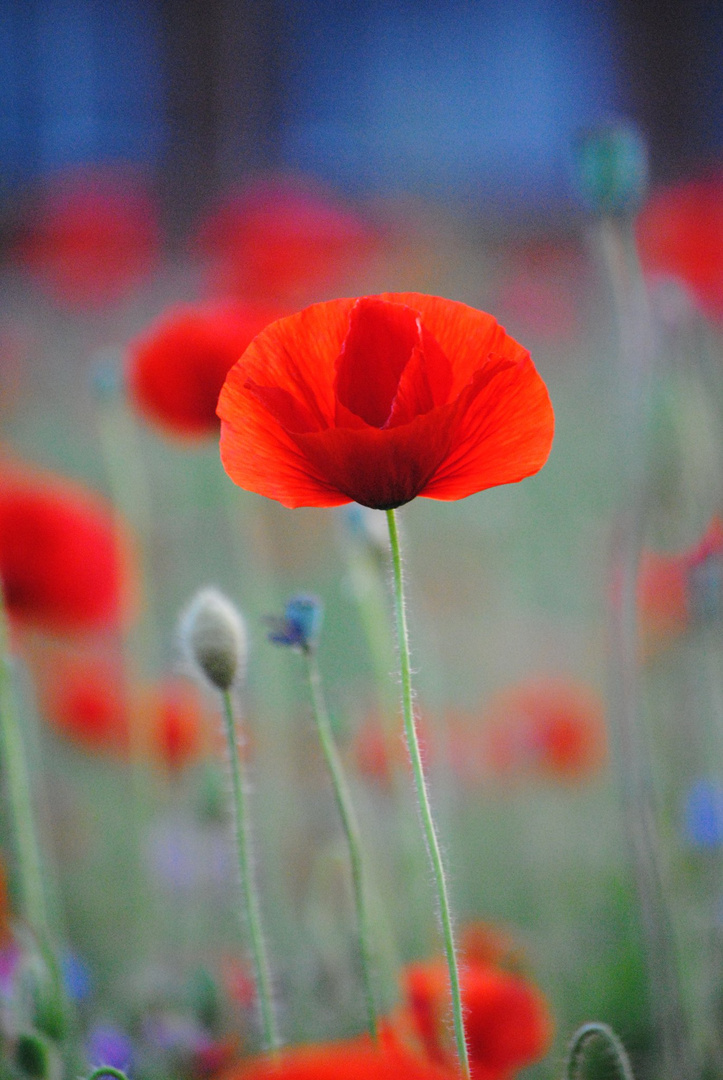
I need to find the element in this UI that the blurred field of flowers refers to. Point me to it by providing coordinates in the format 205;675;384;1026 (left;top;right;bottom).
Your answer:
1;6;723;1080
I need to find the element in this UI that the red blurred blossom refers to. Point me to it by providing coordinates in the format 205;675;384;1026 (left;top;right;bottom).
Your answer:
14;166;160;309
636;175;723;322
219;293;554;511
40;652;130;754
0;465;136;636
404;957;553;1080
148;678;210;772
196;179;379;303
482;677;607;783
128;302;282;440
637;516;723;649
221;1029;457;1080
351;711;435;787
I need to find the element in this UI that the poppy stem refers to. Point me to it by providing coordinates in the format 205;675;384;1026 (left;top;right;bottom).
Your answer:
303;648;379;1042
385;509;471;1080
0;584;50;940
220;688;280;1056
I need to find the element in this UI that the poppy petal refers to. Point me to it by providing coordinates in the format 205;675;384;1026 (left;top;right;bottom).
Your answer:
335;298;421;427
420;352;554;500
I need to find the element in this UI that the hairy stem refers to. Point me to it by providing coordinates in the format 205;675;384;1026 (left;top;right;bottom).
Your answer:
385;508;470;1080
304;649;379;1040
220;690;279;1055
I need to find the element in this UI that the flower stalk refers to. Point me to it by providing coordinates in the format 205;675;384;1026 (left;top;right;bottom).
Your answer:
564;1023;635;1080
385;508;470;1080
302;647;379;1041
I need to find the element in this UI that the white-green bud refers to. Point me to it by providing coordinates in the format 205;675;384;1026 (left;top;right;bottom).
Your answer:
180;587;247;692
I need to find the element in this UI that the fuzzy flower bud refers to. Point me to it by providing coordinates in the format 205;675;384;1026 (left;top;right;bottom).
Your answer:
180;588;247;691
573;123;648;216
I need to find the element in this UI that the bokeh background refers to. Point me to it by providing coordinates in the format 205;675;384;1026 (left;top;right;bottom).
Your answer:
1;4;723;1080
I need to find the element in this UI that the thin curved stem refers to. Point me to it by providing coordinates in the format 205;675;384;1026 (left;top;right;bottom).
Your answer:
304;650;379;1041
564;1022;635;1080
86;1069;130;1080
220;690;280;1055
385;509;470;1080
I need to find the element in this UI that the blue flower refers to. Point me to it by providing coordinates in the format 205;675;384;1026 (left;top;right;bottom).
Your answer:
684;779;723;849
266;595;324;652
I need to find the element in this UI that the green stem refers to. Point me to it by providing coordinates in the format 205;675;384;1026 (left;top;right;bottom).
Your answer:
385;509;470;1080
220;690;280;1055
0;586;49;939
564;1023;636;1080
86;1069;130;1080
304;650;379;1041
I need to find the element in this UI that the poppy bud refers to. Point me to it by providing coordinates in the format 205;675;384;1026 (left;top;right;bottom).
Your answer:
573;123;648;216
266;594;324;652
180;588;247;692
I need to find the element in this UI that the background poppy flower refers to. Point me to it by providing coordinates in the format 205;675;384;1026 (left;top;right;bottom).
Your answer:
219;293;554;510
14;166;159;309
636;175;723;322
637;516;723;649
40;652;130;755
129;302;282;440
404;957;553;1080
196;179;379;303
482;677;607;783
148;678;210;772
0;466;136;635
222;1030;457;1080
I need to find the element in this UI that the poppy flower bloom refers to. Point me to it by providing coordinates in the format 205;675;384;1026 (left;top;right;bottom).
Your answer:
220;1030;457;1080
196;179;378;303
404;958;553;1080
637;516;723;649
40;653;130;755
149;678;210;772
482;677;607;783
128;303;282;440
0;467;136;635
636;175;723;322
14;166;159;309
218;294;554;510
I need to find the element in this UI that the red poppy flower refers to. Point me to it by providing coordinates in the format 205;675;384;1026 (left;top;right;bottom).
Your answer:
404;958;553;1080
482;678;607;783
128;303;282;440
40;653;130;754
222;1030;457;1080
148;678;210;771
636;175;723;321
196;179;378;303
637;515;723;649
0;466;136;635
219;293;554;510
14;166;159;309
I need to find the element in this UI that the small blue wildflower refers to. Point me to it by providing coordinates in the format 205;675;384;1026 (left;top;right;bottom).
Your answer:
61;950;92;1003
266;594;324;652
684;779;723;849
86;1024;134;1074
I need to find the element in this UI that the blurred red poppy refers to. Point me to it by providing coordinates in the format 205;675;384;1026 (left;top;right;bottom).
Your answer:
638;516;723;649
40;652;130;754
404;957;553;1080
196;179;378;303
219;293;554;510
221;1029;456;1080
636;175;723;321
0;466;136;635
128;302;282;440
14;166;159;309
482;677;607;783
148;678;210;772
